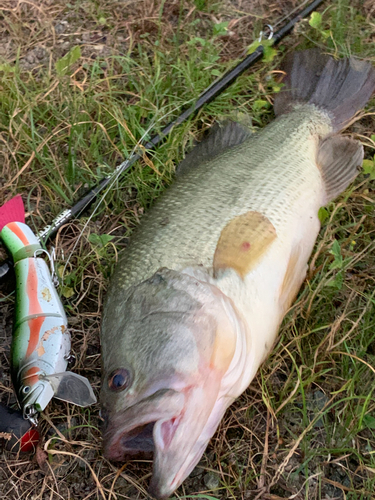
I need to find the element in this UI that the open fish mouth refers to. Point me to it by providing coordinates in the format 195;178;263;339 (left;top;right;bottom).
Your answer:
104;421;157;460
101;388;185;462
104;414;183;461
120;421;156;455
103;409;185;461
102;381;229;499
103;410;203;500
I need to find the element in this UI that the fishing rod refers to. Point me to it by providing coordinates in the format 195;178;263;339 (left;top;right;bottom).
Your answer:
0;0;325;283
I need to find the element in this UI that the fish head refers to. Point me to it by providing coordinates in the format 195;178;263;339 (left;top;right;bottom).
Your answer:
100;268;248;498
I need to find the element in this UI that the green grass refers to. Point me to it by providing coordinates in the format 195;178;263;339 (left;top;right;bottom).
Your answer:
1;0;375;499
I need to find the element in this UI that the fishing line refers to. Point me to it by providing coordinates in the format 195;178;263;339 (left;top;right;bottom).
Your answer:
0;0;326;282
61;101;195;277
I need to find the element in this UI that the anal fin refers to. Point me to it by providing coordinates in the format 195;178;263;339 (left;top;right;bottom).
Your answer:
317;135;363;203
279;243;307;314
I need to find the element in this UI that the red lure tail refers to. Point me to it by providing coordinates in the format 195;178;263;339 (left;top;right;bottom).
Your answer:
0;195;25;232
0;402;40;452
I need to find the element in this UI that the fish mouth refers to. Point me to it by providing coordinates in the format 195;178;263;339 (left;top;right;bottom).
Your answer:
106;421;156;460
102;389;185;462
102;382;227;499
121;421;156;455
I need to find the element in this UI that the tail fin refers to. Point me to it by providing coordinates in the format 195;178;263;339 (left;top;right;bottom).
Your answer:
0;195;25;232
274;49;375;131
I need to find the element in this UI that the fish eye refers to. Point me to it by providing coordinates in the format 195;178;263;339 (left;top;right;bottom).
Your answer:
108;368;131;392
22;386;31;394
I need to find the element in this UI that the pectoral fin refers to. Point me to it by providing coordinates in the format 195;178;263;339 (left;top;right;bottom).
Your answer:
213;211;277;279
317;135;363;203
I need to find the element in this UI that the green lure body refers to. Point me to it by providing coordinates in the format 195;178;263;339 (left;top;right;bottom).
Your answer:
0;196;96;423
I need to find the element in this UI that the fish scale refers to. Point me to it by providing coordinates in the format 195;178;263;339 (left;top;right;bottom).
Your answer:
109;107;329;294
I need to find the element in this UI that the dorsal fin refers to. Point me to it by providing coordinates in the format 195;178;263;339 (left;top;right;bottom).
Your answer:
177;121;252;175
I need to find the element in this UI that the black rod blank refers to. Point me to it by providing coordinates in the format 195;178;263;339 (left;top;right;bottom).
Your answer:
0;0;325;281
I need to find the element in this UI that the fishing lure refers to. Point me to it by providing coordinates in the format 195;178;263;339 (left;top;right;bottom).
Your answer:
0;402;39;452
0;195;96;426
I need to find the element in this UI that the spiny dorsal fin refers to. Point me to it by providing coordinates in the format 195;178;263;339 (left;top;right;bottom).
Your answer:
177;120;252;175
317;135;363;203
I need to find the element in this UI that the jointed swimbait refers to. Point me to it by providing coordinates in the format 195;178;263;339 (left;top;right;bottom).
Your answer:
0;196;96;425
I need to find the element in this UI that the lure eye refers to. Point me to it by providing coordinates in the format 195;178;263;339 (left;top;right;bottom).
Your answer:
108;368;131;392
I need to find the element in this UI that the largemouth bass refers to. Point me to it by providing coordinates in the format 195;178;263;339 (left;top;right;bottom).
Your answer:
100;49;375;499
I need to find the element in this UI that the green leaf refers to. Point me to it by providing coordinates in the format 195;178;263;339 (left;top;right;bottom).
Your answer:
330;240;341;259
329;259;343;271
318;207;329;224
88;233;115;248
61;286;75;298
248;39;276;62
362;414;375;430
57;265;65;279
363;159;375;180
187;37;207;47
309;12;322;30
370;134;375;143
55;46;81;76
213;21;229;37
211;69;222;77
247;40;261;54
263;45;277;62
329;240;343;270
327;271;343;290
253;99;269;111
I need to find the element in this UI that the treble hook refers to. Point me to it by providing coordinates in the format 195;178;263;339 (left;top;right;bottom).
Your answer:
24;404;38;426
34;247;59;287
